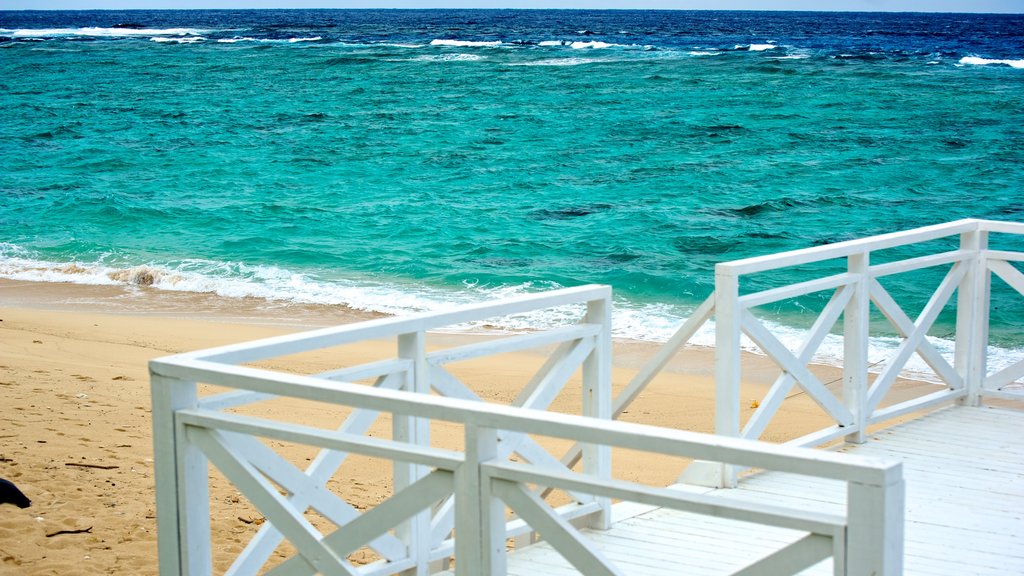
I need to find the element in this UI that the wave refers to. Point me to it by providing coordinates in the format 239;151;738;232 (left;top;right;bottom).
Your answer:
0;27;209;38
430;39;502;48
509;57;605;67
0;245;1019;385
736;43;778;51
288;36;322;43
959;56;1024;69
151;36;206;44
415;53;484;62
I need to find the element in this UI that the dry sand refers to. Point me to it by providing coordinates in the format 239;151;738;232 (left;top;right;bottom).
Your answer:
0;279;941;574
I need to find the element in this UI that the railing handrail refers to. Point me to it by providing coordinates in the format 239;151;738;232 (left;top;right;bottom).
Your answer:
174;284;611;365
151;356;899;485
717;218;1018;276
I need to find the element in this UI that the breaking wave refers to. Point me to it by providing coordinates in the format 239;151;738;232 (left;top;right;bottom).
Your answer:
0;244;1019;384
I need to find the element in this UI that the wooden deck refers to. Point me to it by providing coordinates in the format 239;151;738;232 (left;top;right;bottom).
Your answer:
487;405;1024;575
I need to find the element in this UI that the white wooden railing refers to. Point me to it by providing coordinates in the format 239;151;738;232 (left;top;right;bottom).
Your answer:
151;285;904;575
630;218;1023;487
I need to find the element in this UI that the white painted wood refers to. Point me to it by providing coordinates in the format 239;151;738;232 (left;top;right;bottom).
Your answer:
980;219;1024;234
720;219;977;276
150;374;210;576
980;387;1024;401
739;272;854;308
615;294;715;419
188;427;354;576
425;324;602;365
869;249;968;278
182;284;610;364
866;263;965;414
715;268;742;487
268;471;454;576
963;232;992;405
395;332;430;576
492;479;624;576
225;374;405;575
985;248;1024;262
785;425;850;449
987;258;1024;296
316;358;413;383
154;359;898;484
866;388;964;424
583;296;613;530
846;475;904;576
148;227;1024;576
844;253;870;445
215;430;406;561
486;461;846;535
743;286;852;441
868;277;962;390
741;310;854;426
731;534;834;576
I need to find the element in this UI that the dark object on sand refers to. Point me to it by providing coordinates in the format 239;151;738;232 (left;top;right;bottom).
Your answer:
0;478;31;508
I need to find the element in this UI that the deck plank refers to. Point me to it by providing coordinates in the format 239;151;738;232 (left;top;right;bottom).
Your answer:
489;405;1024;575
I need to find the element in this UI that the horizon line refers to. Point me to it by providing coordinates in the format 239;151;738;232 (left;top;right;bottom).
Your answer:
2;7;1021;14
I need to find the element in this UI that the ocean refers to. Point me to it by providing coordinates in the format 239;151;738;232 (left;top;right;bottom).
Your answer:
1;9;1022;373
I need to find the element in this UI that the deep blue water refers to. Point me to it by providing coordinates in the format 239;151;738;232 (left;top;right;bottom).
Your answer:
1;10;1022;365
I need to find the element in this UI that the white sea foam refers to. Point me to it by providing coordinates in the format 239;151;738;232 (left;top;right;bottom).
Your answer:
1;245;1020;385
151;36;206;44
688;51;721;57
570;41;614;49
738;43;778;52
509;57;604;67
538;40;567;47
6;27;208;38
430;39;502;48
288;36;322;43
217;37;258;43
416;53;484;62
959;56;1024;69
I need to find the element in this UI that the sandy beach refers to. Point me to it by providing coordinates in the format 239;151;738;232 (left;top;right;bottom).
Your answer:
0;279;940;575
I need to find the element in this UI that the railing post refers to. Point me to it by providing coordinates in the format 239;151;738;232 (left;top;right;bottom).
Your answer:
714;265;741;487
956;227;990;407
846;466;904;576
456;425;504;576
582;294;612;529
844;252;870;444
397;331;431;576
150;372;210;576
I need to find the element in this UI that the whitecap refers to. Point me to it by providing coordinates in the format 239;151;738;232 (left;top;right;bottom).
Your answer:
959;56;1024;69
688;51;721;57
151;36;205;44
570;41;614;50
538;40;567;47
430;39;502;48
416;53;484;62
217;37;258;43
7;27;208;38
747;43;778;51
509;57;603;67
288;36;322;43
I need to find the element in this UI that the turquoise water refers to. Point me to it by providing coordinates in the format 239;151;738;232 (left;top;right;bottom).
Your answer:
1;10;1022;363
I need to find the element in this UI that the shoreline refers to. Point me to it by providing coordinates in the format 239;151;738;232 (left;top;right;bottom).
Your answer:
0;279;942;573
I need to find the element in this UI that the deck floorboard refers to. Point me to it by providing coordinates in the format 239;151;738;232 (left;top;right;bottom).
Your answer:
487;405;1024;575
